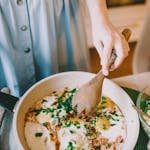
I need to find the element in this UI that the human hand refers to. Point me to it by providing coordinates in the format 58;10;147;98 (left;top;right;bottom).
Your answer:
92;20;130;76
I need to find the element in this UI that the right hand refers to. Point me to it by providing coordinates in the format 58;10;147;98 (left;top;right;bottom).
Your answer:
92;20;130;76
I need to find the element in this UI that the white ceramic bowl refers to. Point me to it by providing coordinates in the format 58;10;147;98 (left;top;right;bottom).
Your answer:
136;91;150;138
9;72;139;150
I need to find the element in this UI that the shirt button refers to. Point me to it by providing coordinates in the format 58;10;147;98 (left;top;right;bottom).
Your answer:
24;48;31;53
17;0;23;5
21;25;27;31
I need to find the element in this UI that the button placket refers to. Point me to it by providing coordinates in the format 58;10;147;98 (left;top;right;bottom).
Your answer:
21;25;27;31
16;0;36;83
24;48;31;53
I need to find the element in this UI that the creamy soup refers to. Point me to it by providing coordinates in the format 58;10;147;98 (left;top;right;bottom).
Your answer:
25;88;126;150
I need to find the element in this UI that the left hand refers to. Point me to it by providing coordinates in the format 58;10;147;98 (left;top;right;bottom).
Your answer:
91;19;130;76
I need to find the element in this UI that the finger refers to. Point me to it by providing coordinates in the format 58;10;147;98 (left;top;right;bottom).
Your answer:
101;40;113;76
113;48;125;69
113;39;129;69
109;64;115;71
94;41;104;60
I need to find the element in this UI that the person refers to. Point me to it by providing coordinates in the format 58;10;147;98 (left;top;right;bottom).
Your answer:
0;0;129;97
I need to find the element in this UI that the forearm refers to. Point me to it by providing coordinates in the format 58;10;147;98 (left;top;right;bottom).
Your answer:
86;1;130;75
86;0;110;25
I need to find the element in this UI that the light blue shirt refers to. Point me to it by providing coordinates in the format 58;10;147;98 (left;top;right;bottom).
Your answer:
0;0;90;96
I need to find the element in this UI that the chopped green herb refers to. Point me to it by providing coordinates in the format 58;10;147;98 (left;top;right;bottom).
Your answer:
99;106;106;109
111;116;116;121
114;113;119;117
32;108;55;116
101;96;106;100
42;108;55;114
89;118;97;126
110;124;116;126
66;141;75;150
43;122;49;127
35;132;43;137
96;112;102;117
51;113;54;117
95;146;101;150
105;115;111;120
70;88;77;94
74;121;80;128
140;99;150;113
110;116;120;122
57;88;77;113
76;124;80;128
64;121;71;127
85;132;92;136
101;101;107;104
107;143;112;148
70;130;75;134
58;109;62;112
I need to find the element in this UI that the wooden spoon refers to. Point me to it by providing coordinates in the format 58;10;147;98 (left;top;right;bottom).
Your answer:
72;29;131;115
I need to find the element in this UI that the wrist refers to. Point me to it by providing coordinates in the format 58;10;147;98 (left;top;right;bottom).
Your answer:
91;16;111;30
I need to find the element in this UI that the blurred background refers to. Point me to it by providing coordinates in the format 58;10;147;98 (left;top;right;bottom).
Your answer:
88;0;150;78
106;0;146;7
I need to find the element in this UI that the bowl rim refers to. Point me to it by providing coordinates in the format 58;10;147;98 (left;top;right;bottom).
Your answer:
12;71;140;150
